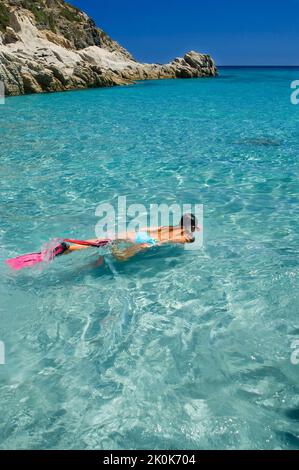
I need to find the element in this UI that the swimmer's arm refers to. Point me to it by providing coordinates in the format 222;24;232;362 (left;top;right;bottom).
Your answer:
154;236;192;246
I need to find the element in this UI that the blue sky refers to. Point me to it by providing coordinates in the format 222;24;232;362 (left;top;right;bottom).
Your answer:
71;0;298;65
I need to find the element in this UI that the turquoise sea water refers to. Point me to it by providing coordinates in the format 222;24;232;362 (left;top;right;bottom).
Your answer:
0;68;299;450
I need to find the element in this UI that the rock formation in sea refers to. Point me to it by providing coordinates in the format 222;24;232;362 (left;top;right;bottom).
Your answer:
0;0;218;96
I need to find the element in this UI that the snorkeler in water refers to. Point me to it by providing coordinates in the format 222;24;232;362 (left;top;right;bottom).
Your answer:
5;214;200;270
64;213;200;261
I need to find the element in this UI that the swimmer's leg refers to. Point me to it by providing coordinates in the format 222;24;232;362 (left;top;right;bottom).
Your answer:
94;256;104;267
81;256;105;270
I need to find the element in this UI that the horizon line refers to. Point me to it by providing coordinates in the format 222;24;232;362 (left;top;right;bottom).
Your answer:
218;65;299;67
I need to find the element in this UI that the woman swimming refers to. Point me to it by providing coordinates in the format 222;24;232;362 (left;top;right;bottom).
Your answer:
5;214;199;270
64;213;200;261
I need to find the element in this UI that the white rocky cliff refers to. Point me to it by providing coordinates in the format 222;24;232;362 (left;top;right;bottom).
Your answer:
0;0;218;96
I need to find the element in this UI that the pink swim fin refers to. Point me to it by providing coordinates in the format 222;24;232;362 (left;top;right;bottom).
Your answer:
5;243;67;271
5;239;111;271
5;252;45;270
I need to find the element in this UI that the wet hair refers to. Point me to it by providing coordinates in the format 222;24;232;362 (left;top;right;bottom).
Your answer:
180;213;198;233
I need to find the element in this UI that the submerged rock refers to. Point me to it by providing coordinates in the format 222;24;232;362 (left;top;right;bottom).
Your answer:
238;137;281;147
0;0;217;96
